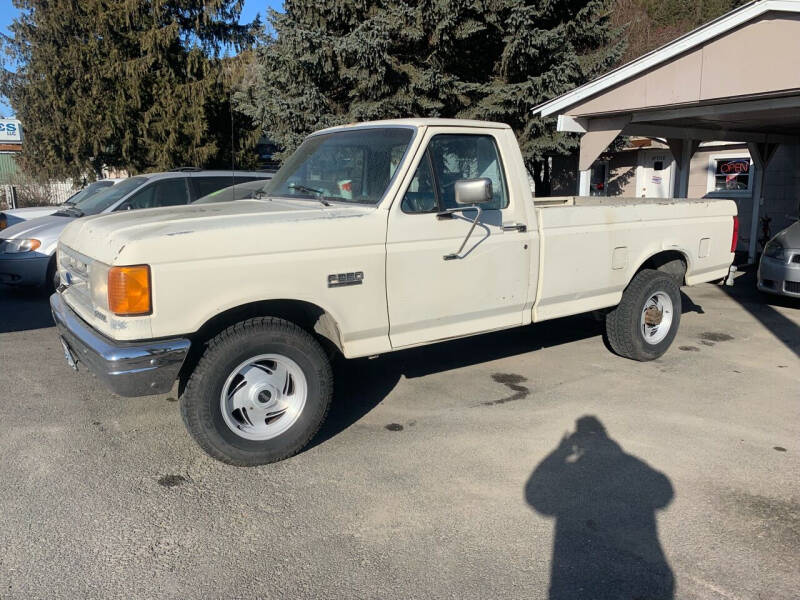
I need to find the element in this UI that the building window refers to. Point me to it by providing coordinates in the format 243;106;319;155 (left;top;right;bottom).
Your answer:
713;157;751;192
590;161;609;196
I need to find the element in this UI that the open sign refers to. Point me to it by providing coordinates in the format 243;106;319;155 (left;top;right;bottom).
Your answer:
718;159;749;175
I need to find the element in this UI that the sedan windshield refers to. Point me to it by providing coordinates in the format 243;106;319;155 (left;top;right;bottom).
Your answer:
263;127;414;205
63;180;115;205
73;177;149;215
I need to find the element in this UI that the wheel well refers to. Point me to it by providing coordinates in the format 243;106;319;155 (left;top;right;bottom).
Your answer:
178;300;343;393
637;250;688;286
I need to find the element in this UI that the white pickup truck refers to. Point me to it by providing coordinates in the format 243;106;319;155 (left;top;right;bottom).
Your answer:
51;119;738;465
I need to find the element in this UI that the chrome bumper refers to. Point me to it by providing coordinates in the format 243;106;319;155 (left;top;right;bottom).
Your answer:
50;293;191;397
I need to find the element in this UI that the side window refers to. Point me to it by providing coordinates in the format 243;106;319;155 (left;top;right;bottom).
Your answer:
401;151;438;214
125;184;155;210
127;179;189;210
191;176;234;200
428;134;509;210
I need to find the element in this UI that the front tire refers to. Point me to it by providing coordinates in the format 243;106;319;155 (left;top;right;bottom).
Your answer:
180;317;333;466
605;269;682;361
45;257;59;295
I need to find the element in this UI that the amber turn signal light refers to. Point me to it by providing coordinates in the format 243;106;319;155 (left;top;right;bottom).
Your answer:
108;265;151;315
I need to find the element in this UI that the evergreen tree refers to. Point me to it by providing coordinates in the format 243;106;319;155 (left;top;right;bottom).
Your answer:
235;0;623;194
1;0;257;178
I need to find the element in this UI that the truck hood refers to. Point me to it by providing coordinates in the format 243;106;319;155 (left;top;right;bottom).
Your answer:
59;198;380;265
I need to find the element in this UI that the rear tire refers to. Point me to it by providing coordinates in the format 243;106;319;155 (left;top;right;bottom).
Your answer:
605;269;681;361
180;317;333;466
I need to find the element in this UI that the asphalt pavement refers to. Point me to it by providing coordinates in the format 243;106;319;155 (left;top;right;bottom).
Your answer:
0;269;797;599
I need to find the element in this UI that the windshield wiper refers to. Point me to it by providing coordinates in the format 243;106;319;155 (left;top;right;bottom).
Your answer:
287;183;331;206
66;206;84;217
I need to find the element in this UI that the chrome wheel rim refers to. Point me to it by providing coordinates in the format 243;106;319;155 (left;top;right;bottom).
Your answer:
220;354;308;441
640;292;673;345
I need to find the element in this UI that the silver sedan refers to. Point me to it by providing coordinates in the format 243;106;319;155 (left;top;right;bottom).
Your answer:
757;220;800;298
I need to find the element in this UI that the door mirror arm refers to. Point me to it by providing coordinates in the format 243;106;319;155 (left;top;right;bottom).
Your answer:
438;178;492;260
439;205;483;260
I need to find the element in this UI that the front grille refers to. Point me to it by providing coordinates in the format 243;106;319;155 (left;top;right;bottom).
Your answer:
792;254;800;264
785;281;800;294
57;244;93;308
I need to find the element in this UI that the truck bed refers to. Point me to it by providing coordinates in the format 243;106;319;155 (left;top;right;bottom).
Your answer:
535;196;731;207
531;196;737;322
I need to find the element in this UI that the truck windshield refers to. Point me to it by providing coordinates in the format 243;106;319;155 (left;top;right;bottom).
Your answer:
263;127;414;205
73;177;149;215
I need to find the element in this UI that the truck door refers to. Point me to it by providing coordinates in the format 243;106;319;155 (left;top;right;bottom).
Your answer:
386;128;532;348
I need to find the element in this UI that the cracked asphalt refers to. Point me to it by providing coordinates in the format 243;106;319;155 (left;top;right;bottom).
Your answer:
0;269;797;599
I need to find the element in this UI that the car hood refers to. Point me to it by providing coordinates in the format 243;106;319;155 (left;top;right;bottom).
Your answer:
59;198;379;265
772;219;800;249
1;206;62;228
1;213;75;247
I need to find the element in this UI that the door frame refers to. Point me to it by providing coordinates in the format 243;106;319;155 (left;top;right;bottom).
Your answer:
383;125;536;349
635;148;676;198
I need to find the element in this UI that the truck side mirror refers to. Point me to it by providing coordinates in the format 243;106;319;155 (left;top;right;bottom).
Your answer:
438;178;494;261
454;178;493;205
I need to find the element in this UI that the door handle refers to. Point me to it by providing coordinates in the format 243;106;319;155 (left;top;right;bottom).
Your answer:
502;223;527;232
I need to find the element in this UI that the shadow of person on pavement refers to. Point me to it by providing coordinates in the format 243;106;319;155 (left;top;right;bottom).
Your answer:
525;416;674;600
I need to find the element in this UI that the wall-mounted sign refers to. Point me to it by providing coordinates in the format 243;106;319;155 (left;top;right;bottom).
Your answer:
0;119;22;143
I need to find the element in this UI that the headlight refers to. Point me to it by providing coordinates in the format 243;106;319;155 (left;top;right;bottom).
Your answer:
764;241;786;260
0;238;42;254
89;260;110;310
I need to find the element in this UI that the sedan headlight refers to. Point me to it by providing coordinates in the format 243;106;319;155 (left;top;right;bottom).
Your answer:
0;238;42;254
89;260;111;310
764;240;786;261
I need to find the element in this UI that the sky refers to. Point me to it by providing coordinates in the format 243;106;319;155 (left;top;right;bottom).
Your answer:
0;0;283;117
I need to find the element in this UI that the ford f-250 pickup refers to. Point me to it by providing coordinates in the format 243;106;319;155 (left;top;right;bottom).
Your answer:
51;119;738;466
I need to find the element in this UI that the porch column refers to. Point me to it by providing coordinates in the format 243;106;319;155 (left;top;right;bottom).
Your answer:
576;116;629;196
578;170;591;196
745;142;780;263
666;139;700;198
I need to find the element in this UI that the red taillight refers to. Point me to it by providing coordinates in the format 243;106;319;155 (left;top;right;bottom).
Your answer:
731;216;739;253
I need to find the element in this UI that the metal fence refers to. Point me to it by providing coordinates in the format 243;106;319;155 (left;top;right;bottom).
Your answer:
1;179;76;209
0;152;79;209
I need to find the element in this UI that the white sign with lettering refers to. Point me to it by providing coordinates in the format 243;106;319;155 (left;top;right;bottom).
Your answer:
0;119;22;142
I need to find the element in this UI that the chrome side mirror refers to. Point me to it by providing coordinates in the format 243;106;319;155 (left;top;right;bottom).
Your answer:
454;178;493;205
438;178;494;261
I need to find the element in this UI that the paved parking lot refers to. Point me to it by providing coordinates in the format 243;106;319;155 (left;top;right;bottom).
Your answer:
0;270;797;599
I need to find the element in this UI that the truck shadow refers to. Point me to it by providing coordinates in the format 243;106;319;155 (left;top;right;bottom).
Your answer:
0;287;53;334
312;292;704;449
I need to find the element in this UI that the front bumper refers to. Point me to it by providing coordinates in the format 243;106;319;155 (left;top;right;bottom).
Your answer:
0;254;49;286
757;255;800;298
50;293;191;397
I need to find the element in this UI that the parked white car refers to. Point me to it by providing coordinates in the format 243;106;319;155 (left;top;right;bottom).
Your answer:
757;219;800;298
0;170;270;292
51;119;738;465
0;179;124;230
